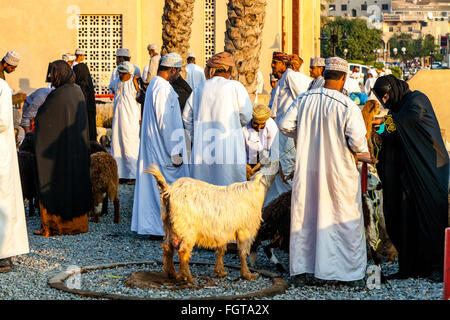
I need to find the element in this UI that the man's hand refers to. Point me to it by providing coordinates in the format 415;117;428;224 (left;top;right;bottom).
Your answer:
356;152;373;164
172;154;183;168
246;164;252;180
173;162;183;168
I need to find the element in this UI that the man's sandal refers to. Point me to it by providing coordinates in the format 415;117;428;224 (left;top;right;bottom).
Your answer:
0;258;12;273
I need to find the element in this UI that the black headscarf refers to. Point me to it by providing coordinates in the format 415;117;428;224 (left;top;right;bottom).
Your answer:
372;75;410;112
50;60;76;88
171;76;193;113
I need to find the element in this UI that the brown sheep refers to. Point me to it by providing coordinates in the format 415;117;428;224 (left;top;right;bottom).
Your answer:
89;142;120;224
17;133;39;216
146;164;273;285
249;191;291;273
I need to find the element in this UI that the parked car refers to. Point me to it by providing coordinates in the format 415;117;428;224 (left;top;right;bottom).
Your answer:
431;62;442;69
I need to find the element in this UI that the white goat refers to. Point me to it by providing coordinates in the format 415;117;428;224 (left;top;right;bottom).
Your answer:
145;164;274;285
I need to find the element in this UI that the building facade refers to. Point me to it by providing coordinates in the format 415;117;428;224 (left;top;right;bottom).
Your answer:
382;12;450;42
325;0;392;18
1;0;321;96
323;1;450;62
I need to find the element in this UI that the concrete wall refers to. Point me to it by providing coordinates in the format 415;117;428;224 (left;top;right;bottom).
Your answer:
1;0;320;97
408;69;450;140
1;0;155;94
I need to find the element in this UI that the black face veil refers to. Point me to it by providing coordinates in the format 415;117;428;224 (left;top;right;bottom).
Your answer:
373;75;410;112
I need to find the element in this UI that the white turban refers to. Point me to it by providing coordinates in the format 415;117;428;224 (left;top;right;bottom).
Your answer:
3;51;20;66
160;53;182;68
188;52;196;58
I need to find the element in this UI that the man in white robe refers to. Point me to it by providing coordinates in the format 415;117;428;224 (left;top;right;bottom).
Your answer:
265;52;312;207
183;52;253;186
62;53;76;68
109;49;141;94
131;53;188;238
243;104;279;179
343;72;362;96
364;69;378;101
308;57;325;90
279;57;369;286
0;78;29;272
144;44;161;85
110;62;141;182
185;53;206;90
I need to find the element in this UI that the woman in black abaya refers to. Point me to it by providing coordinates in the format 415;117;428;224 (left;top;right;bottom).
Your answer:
33;60;93;237
73;62;97;141
373;75;449;282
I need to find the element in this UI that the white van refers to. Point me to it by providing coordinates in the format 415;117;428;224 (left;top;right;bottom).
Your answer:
348;63;371;85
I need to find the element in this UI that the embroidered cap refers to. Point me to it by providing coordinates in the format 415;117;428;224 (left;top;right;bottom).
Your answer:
325;57;349;73
310;57;326;67
252;104;272;124
3;51;20;66
117;48;130;57
75;48;86;55
160;52;182;68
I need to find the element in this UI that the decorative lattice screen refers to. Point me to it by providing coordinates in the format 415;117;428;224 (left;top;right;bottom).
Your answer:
77;15;123;95
204;0;216;65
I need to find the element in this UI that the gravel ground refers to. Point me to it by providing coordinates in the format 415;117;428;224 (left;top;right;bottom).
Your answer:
0;184;445;300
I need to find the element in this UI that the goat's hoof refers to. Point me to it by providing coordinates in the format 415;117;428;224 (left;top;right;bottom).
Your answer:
388;257;397;264
214;269;228;278
242;272;259;281
177;274;194;285
164;271;177;279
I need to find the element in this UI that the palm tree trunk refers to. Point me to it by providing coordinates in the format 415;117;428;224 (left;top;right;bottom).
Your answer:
225;0;267;102
161;0;196;78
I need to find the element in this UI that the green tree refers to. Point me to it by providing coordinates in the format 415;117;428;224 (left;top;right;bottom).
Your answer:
388;33;441;61
320;17;382;63
388;33;414;60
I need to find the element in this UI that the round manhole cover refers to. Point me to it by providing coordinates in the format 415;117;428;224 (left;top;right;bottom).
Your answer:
48;261;288;300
